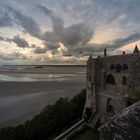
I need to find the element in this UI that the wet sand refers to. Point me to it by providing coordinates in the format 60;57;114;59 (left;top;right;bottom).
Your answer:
0;66;86;128
0;65;86;74
0;80;85;128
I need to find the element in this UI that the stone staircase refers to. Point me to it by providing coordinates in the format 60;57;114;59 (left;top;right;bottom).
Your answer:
54;112;100;140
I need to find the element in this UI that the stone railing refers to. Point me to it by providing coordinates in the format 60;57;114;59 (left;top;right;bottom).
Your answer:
54;119;85;140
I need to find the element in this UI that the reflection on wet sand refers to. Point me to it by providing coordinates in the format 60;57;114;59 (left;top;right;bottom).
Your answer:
0;66;86;128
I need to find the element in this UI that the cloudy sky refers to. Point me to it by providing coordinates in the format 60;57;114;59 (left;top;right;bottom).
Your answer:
0;0;140;65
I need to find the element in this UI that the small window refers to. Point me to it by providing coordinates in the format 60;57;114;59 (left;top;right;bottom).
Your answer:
122;76;126;85
110;64;115;70
122;64;128;71
106;74;115;84
115;64;121;73
106;98;114;113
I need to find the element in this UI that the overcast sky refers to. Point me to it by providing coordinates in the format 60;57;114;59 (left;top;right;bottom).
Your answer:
0;0;140;65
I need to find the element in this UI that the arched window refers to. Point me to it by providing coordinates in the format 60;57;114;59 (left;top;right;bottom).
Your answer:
110;64;115;70
122;64;128;71
122;76;126;85
115;64;121;73
106;74;115;84
106;98;114;113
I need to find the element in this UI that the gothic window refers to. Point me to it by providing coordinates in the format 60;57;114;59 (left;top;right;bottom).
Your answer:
115;64;121;73
122;76;126;85
106;98;114;113
122;64;128;71
106;74;115;84
110;64;115;70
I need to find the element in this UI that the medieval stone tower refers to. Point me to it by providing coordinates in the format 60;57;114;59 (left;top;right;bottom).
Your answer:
84;46;140;123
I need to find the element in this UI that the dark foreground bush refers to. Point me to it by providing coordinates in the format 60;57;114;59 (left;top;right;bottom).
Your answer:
0;89;86;140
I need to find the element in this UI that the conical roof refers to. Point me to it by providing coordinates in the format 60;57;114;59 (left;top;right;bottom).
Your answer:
133;45;139;53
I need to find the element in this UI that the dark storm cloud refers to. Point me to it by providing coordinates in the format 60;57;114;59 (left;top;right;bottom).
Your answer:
64;23;93;46
0;0;140;63
44;42;60;50
0;12;12;27
0;35;12;42
1;4;140;58
0;35;30;48
7;6;42;39
37;5;93;47
113;33;140;46
35;4;140;57
12;35;29;48
43;23;93;46
37;5;64;33
34;42;60;54
34;46;47;54
63;33;140;57
2;4;93;55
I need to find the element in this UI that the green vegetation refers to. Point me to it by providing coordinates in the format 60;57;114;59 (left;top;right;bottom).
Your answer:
0;89;86;140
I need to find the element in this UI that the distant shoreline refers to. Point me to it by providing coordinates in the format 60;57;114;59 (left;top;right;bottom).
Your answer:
0;65;86;74
1;65;86;67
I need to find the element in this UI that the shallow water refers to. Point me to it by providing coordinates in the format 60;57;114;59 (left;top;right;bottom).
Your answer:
0;73;83;81
0;66;86;127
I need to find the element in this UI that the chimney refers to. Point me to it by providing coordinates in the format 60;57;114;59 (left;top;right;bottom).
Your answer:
123;51;125;55
104;49;107;57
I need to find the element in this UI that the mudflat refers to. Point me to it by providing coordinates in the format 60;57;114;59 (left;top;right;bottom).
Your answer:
0;66;86;128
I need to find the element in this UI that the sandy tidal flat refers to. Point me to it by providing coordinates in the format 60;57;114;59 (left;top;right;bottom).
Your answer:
0;66;86;128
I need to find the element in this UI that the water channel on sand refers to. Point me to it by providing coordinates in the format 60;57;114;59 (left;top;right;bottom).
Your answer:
0;65;86;128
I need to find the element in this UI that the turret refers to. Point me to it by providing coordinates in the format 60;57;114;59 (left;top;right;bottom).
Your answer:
133;45;139;54
104;49;107;57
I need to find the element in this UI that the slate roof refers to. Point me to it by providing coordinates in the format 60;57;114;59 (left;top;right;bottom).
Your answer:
100;101;140;140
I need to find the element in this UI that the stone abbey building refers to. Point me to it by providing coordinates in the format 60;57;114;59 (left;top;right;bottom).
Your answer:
55;46;140;140
84;46;140;123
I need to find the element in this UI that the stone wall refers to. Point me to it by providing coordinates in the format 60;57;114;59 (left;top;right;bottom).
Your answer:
84;50;140;123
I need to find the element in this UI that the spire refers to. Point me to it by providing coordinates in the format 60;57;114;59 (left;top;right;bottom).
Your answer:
88;55;93;61
133;45;139;54
104;49;107;56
